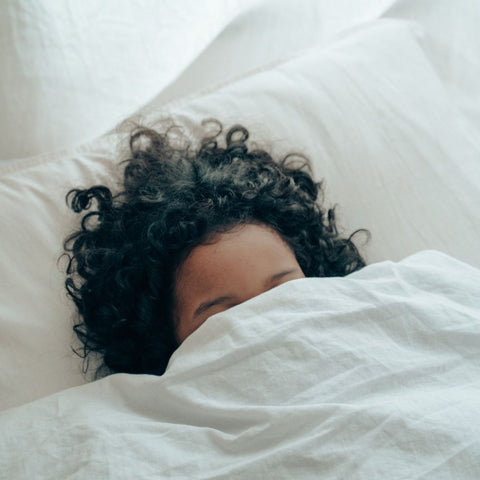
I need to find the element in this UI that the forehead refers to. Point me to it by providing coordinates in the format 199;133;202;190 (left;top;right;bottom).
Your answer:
175;224;297;287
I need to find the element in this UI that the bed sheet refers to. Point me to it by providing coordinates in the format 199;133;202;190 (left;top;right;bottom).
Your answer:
1;250;479;479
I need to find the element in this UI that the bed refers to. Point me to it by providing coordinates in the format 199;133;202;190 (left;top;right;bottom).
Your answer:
1;1;479;478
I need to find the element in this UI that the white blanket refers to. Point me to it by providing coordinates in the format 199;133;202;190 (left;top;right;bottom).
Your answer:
1;250;479;479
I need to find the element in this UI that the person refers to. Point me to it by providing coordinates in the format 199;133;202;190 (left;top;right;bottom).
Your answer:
62;118;368;378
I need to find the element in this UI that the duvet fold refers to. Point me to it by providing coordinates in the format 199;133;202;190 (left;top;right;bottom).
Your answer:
1;250;479;479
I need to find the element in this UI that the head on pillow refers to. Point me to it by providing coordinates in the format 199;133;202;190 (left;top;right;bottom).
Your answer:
62;119;367;377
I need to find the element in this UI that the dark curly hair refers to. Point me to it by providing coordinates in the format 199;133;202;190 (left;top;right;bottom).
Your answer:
62;118;369;378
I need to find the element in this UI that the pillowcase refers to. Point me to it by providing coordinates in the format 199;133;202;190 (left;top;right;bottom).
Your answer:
0;0;257;160
1;19;479;410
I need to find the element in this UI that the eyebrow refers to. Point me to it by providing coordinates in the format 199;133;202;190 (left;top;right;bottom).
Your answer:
193;268;299;319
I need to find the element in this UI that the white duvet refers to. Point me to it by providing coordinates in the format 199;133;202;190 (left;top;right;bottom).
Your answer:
1;250;479;479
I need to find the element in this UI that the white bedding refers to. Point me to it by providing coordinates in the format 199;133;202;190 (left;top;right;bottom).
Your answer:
0;0;260;160
2;250;479;479
1;4;480;476
2;13;480;410
3;0;479;160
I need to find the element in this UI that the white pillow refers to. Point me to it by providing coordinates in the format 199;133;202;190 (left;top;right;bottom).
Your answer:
0;0;257;160
1;19;479;410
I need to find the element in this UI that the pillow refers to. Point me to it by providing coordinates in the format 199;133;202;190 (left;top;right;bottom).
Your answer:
1;19;480;410
0;0;257;160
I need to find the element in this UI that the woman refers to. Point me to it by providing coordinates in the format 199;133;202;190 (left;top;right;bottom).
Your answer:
63;119;368;377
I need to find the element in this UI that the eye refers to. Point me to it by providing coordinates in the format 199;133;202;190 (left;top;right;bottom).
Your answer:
271;270;304;288
195;303;235;325
213;301;238;315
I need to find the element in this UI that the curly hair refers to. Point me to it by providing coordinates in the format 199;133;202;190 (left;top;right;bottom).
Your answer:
62;119;369;378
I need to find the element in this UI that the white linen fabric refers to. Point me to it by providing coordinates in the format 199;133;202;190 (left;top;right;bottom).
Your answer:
1;250;479;479
0;0;260;160
156;0;480;135
3;0;478;160
1;18;480;410
0;0;397;161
